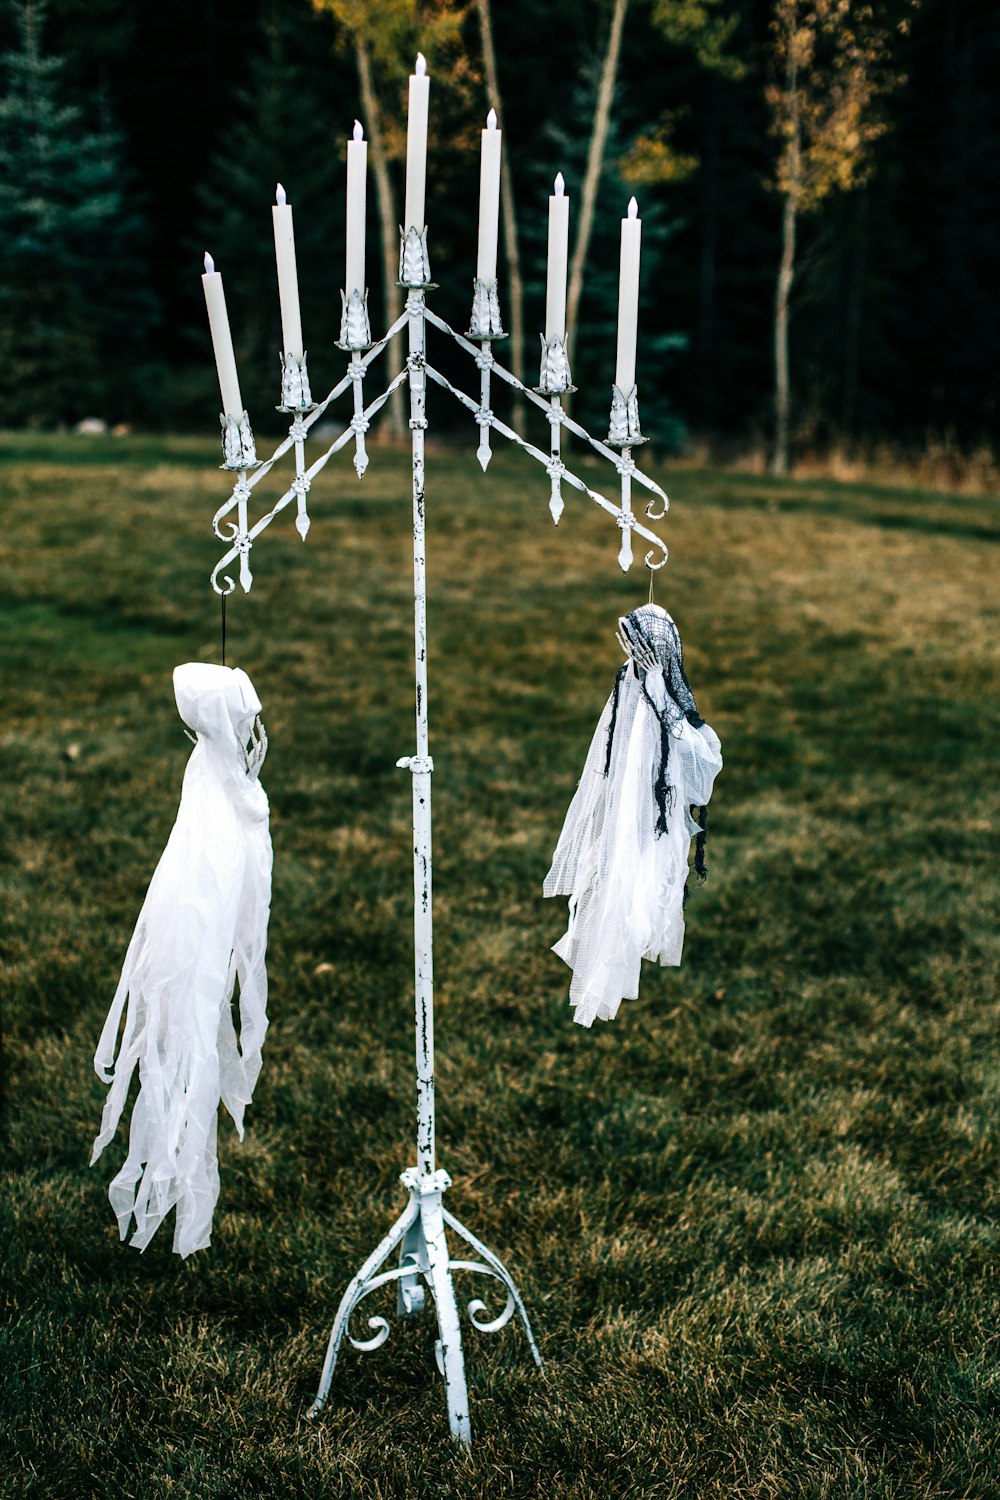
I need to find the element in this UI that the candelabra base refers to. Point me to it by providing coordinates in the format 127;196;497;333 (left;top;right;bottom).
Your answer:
306;1164;541;1445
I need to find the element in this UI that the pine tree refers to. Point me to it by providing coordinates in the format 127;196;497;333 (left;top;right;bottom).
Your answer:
0;1;154;425
195;0;347;435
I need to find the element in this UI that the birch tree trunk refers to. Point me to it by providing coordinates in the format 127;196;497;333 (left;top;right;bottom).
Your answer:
566;0;629;366
356;38;405;440
476;0;524;423
772;47;800;478
772;189;796;475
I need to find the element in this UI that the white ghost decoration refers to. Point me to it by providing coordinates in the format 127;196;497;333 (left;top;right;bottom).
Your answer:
544;605;722;1028
91;663;272;1257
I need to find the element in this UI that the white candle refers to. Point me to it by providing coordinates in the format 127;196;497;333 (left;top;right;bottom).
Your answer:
201;252;244;417
345;120;367;295
544;173;569;344
404;53;429;232
476;108;501;284
272;183;303;361
615;196;642;395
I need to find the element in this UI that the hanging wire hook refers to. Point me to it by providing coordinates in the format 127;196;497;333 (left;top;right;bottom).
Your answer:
221;592;227;668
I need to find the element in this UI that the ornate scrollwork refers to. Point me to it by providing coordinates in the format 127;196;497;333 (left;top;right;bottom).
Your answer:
348;1315;391;1353
467;1291;516;1334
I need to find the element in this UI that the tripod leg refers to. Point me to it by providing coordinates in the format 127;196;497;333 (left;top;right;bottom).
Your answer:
443;1206;542;1368
421;1191;472;1443
307;1194;419;1419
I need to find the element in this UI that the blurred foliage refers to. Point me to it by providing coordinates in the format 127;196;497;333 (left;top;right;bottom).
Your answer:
0;1;157;425
0;0;995;456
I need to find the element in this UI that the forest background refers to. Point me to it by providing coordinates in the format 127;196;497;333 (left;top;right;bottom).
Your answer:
0;0;996;483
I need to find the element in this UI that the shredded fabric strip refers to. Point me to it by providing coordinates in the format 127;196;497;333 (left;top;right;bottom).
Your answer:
544;605;723;1027
90;663;272;1257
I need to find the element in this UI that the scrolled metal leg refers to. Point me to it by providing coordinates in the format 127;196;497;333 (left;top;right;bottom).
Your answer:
442;1207;543;1369
306;1194;419;1420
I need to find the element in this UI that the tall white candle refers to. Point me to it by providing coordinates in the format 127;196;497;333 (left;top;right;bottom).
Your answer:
201;252;244;417
615;196;642;395
272;183;304;360
476;108;502;284
404;53;430;232
544;173;569;343
346;119;367;295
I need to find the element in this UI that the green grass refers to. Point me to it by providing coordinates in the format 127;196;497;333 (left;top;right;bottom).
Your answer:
2;433;999;1498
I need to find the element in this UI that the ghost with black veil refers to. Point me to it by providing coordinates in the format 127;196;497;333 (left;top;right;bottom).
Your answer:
544;605;722;1028
91;663;272;1257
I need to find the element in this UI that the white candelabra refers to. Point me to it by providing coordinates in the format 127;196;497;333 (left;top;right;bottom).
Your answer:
202;69;669;1448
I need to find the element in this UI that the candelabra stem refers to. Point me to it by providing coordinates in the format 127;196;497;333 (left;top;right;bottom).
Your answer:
236;472;253;590
350;360;370;478
617;448;634;571
405;287;435;1185
477;343;493;471
398;284;472;1445
547;399;565;524
292;435;310;539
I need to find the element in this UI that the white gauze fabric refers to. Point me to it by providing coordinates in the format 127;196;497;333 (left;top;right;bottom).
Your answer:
544;605;722;1028
91;663;272;1257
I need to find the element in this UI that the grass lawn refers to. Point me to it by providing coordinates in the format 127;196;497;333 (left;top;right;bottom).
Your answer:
1;432;999;1498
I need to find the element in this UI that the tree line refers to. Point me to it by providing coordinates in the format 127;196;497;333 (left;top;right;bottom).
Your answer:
0;0;996;473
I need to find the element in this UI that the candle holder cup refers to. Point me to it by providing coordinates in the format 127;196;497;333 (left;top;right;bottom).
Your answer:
606;383;647;448
277;352;318;415
398;226;436;289
535;333;576;397
466;278;506;341
219;410;261;471
337;288;373;352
